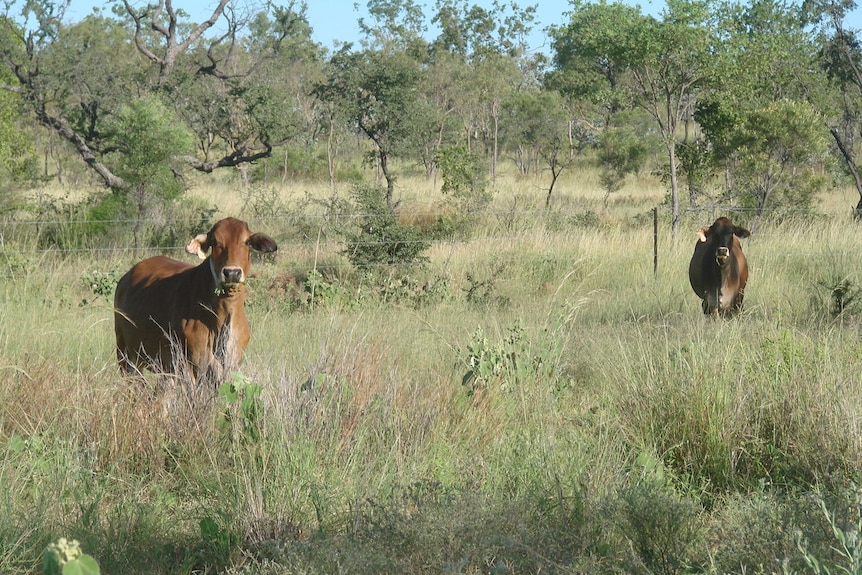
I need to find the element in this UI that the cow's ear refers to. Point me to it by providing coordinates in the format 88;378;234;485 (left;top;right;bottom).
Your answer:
696;228;708;242
734;226;751;239
247;233;278;254
185;233;210;260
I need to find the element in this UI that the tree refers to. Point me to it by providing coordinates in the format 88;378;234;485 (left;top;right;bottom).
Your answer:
0;0;317;193
597;113;651;209
548;0;643;120
625;0;714;237
727;100;829;221
341;182;430;269
0;89;39;206
550;0;714;236
697;0;831;221
437;143;489;214
428;0;538;180
0;7;143;190
500;90;574;207
804;0;862;216
314;47;429;207
101;95;195;246
358;0;427;51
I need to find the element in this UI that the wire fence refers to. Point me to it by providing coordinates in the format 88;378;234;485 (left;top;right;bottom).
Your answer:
0;204;857;277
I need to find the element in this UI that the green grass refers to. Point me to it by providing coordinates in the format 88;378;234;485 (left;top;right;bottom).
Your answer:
3;172;862;574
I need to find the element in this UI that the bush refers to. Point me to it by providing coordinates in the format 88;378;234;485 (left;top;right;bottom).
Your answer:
340;183;430;270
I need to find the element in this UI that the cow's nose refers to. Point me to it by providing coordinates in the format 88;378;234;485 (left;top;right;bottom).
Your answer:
222;267;243;284
716;247;729;258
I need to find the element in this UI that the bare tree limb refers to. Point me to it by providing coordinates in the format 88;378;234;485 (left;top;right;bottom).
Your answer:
122;0;231;86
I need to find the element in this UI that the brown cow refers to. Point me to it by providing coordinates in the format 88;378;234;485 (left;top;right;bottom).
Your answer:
114;217;277;381
688;216;750;316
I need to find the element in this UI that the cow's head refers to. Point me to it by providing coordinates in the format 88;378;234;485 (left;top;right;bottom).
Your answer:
185;217;278;292
697;216;750;266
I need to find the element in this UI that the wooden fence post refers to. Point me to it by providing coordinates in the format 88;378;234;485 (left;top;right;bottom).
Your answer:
653;206;658;279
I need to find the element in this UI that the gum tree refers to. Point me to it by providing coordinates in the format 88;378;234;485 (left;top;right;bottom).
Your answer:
0;0;316;192
697;0;831;223
550;0;714;236
315;47;430;208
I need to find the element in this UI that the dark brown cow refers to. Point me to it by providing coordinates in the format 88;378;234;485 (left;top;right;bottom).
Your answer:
114;217;277;380
688;216;750;316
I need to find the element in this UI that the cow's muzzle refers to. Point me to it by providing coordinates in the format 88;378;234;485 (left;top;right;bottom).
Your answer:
222;267;244;285
715;246;729;265
209;260;245;296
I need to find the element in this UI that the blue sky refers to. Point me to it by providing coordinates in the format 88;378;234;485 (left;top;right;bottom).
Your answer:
64;0;642;54
66;0;862;51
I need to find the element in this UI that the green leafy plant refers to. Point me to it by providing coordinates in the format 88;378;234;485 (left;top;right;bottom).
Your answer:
821;277;861;319
461;322;543;395
199;514;239;571
80;269;122;306
217;373;263;443
0;244;30;279
340;183;430;270
597;119;650;209
795;491;862;575
463;259;510;308
370;271;449;308
436;144;490;214
305;268;355;309
617;481;702;575
43;538;100;575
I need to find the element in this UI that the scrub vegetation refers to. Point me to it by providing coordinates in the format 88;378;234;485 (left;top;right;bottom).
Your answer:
3;0;862;572
2;170;862;575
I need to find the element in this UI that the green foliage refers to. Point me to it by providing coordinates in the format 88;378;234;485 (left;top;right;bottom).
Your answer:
103;96;195;200
795;490;862;575
436;144;488;205
617;481;703;575
500;90;571;176
462;259;510;307
814;276;862;321
0;91;40;195
218;373;264;443
676;139;717;206
548;0;644;108
314;48;429;203
43;538;100;575
0;244;31;279
371;271;450;308
79;269;122;306
732;100;830;216
460;322;549;395
597;119;651;207
304;268;355;309
340;183;430;269
198;514;240;572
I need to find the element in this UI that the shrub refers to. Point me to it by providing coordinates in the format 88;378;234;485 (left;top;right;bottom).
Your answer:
340;183;430;270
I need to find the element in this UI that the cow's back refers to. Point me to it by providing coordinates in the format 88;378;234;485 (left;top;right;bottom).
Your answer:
114;256;196;372
688;238;713;299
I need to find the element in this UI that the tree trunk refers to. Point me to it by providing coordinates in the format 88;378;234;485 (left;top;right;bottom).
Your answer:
668;140;680;239
546;164;560;209
380;150;395;208
829;127;862;218
327;114;336;191
491;99;499;183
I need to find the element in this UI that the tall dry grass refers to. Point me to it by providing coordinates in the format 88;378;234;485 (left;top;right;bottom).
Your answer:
2;169;862;573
